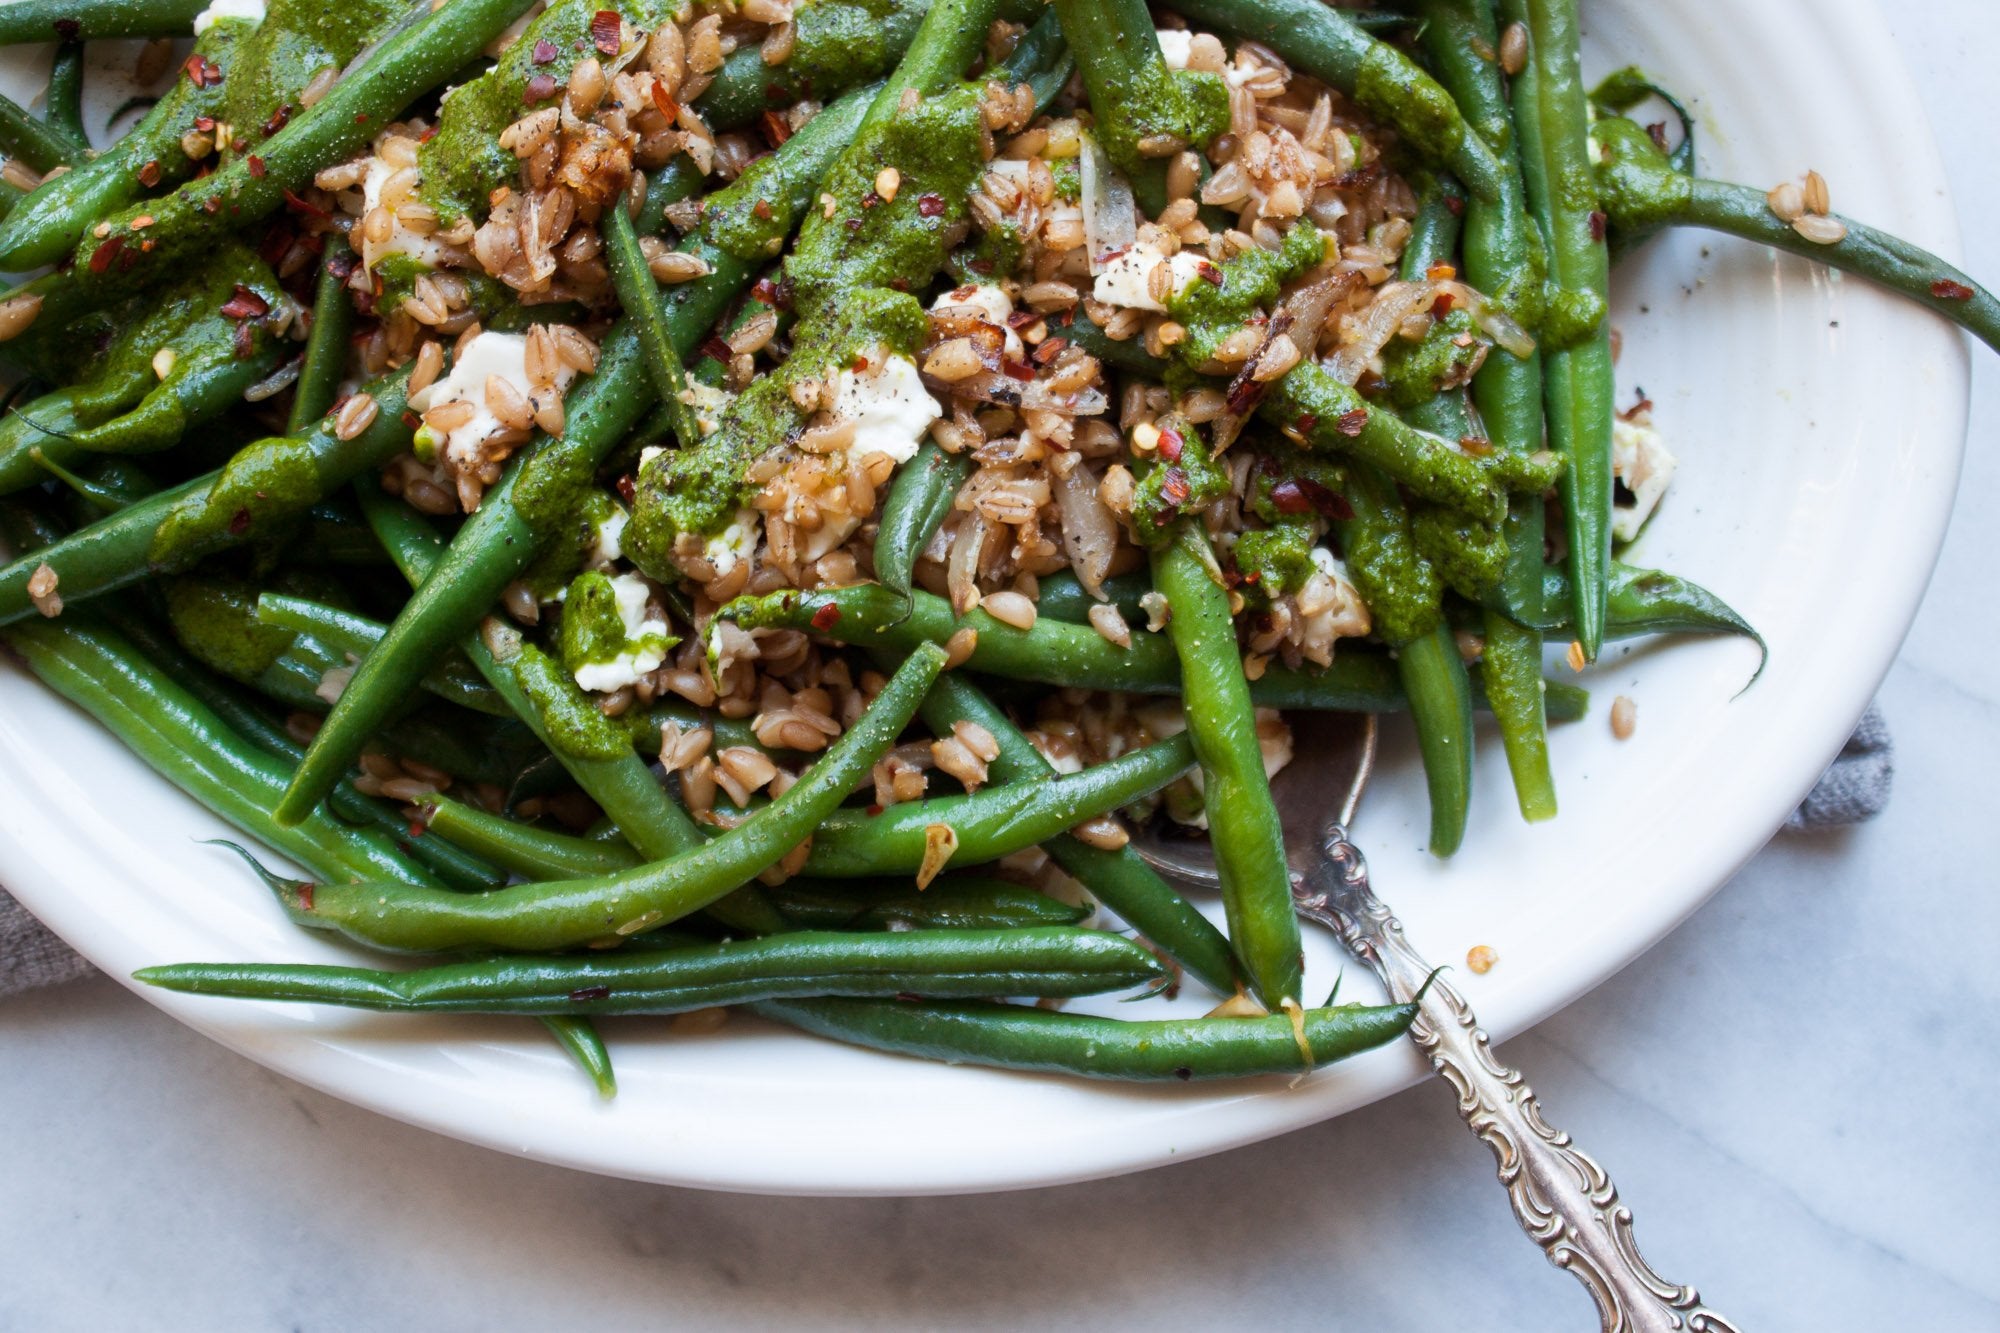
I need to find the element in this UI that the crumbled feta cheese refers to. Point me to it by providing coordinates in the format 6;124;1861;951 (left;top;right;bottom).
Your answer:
358;157;450;271
704;508;761;578
193;0;264;34
408;331;576;470
678;380;732;438
930;282;1024;358
573;574;673;693
589;506;627;568
828;346;942;467
1610;414;1678;543
1090;242;1212;314
1155;29;1193;69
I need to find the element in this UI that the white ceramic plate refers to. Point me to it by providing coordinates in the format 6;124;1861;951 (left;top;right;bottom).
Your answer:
0;0;1968;1195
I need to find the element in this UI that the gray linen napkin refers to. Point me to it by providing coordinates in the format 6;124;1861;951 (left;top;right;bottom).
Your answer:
0;706;1894;996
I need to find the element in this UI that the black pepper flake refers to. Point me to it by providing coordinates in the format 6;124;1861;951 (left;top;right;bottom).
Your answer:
1588;210;1607;242
52;17;80;41
568;985;612;1002
228;508;253;536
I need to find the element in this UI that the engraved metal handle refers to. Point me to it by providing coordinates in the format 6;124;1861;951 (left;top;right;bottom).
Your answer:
1296;825;1738;1333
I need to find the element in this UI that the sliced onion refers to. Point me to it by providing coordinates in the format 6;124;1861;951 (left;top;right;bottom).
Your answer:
1327;280;1434;386
1436;280;1538;359
921;365;1107;417
1052;462;1119;597
1078;129;1136;275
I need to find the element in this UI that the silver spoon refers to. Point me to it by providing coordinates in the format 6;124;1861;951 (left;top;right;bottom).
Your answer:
1132;713;1736;1333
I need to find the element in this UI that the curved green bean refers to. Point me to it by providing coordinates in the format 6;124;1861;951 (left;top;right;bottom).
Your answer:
750;995;1416;1081
288;240;358;433
873;439;970;603
0;0;207;43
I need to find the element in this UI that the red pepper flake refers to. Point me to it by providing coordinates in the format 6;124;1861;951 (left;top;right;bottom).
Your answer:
230;136;247;154
406;820;427;840
220;285;270;320
1224;375;1266;415
1646;121;1670;154
968;257;995;275
400;410;421;430
843;216;864;232
917;192;945;218
1588;210;1608;242
353;112;368;124
867;804;886;817
751;198;772;220
1000;358;1035;382
87;234;124;273
615;473;637;503
53;17;80;41
569;985;613;1002
1619;393;1654;421
523;72;558;104
590;9;622;56
182;53;222;88
811;603;842;630
852;352;871;373
1160;467;1191;507
751;276;780;305
1195;260;1224;286
297;882;315;912
246;155;266;179
1030;335;1067;367
1270;479;1313;515
419;124;438;143
1157;425;1184;463
1444;193;1465;218
653;83;682;124
756;110;792;150
228;507;253;536
137;159;162;188
1931;278;1975;301
860;191;881;210
1333;407;1369;437
699;334;732;363
1294;413;1317;434
532;37;560;64
282;187;330;220
232;320;257;358
1004;309;1039;331
1299;477;1353;521
263;105;292;138
1429;292;1455;319
1355;368;1387;396
1334;162;1381;191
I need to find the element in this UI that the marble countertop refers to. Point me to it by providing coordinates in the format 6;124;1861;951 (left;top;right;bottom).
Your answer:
5;7;1996;1329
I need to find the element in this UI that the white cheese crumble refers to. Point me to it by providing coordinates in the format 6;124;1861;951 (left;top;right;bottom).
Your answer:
1610;415;1678;543
704;507;761;578
1155;29;1193;69
678;381;733;438
573;574;673;693
828;346;942;467
1090;242;1212;314
358;157;450;271
930;283;1025;359
194;0;264;35
588;506;628;569
409;331;576;471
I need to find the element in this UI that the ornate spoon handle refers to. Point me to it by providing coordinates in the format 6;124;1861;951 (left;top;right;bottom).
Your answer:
1295;826;1738;1333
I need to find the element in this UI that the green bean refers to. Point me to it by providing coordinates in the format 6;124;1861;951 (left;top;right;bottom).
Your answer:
797;734;1194;876
3;0;538;334
253;643;946;953
914;670;1240;995
0;365;417;626
1392;176;1481;854
1592;115;2000;355
538;1015;618;1099
0;0;207;43
1478;560;1766;672
1049;0;1225;213
31;449;155;515
1031;570;1150;626
2;613;442;887
137;924;1165;1012
274;80;881;824
288;240;358;434
1503;0;1614;662
601;203;702;448
873;439;971;603
0;89;85;174
253;593;509;717
1409;0;1557;821
1590;67;1696;178
421;794;1093;928
749;995;1416;1081
1168;0;1504;205
46;43;88;149
1151;526;1300;1005
723;581;1409;708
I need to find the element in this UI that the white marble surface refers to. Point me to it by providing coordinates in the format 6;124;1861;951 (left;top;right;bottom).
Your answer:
5;8;1997;1329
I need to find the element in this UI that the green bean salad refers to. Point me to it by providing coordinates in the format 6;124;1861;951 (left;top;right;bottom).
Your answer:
0;0;1991;1095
